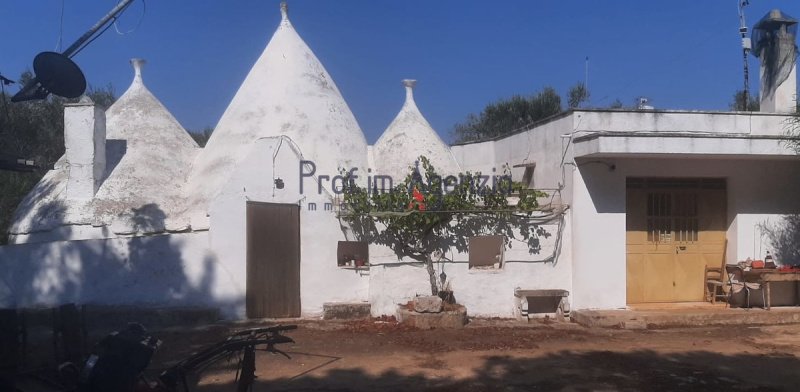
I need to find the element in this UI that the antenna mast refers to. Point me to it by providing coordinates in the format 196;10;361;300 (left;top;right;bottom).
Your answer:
738;0;752;110
11;0;135;102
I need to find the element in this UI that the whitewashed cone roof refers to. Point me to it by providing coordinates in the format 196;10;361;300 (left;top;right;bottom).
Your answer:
184;2;368;218
94;59;199;233
10;59;199;238
373;80;460;181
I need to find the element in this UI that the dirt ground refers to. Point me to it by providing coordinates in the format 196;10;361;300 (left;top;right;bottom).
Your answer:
132;318;800;392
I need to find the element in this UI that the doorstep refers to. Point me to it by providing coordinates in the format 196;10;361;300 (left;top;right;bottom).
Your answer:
572;304;800;329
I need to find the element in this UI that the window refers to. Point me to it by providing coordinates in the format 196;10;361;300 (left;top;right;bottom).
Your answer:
469;236;505;269
337;241;369;268
513;162;536;188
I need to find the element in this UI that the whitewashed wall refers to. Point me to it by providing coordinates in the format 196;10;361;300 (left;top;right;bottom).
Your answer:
574;110;790;136
368;220;571;318
570;163;627;310
0;231;240;315
441;114;576;317
209;137;369;318
454;110;800;311
7;110;799;318
570;157;800;309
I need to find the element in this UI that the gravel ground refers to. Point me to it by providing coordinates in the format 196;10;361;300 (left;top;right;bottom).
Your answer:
154;318;800;391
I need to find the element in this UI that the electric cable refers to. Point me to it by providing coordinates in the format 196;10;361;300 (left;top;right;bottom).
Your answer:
114;0;146;35
70;1;135;58
54;0;65;52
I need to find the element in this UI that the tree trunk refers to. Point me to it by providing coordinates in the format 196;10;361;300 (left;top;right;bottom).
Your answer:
425;253;438;296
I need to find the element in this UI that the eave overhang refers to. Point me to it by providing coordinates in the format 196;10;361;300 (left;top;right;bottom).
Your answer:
573;132;800;160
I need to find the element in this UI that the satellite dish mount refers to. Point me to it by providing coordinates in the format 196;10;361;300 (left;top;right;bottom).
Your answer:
11;0;135;102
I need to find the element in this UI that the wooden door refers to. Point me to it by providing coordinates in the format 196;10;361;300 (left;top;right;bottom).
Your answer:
626;179;726;304
246;202;301;318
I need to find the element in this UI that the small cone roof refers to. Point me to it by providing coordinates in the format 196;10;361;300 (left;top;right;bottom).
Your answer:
373;80;460;180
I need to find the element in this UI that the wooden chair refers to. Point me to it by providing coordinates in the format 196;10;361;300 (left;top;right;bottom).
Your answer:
705;241;728;304
705;265;726;303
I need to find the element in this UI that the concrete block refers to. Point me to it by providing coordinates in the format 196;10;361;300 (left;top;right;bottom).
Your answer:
322;302;371;320
413;296;443;313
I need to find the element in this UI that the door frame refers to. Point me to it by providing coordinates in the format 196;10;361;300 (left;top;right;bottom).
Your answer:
625;177;727;304
245;201;301;318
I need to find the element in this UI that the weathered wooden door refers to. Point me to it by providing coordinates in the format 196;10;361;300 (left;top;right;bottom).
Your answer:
246;202;301;318
626;178;726;304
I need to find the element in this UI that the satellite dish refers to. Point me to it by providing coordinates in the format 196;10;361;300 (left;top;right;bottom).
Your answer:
11;52;87;102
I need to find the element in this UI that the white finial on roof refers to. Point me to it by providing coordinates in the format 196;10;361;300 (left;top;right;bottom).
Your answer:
280;1;289;23
130;58;146;85
403;79;417;105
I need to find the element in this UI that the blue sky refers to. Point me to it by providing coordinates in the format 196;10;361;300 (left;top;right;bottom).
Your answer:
2;1;798;143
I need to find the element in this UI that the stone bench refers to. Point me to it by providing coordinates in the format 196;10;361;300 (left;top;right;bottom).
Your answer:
514;289;570;322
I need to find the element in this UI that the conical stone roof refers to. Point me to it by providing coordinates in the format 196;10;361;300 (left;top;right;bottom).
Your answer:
9;59;199;238
94;59;199;233
373;80;460;181
184;2;368;216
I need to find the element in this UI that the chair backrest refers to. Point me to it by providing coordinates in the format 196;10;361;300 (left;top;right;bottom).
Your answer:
726;265;743;283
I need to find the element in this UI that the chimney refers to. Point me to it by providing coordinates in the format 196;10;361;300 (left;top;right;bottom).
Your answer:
64;96;106;200
753;9;798;113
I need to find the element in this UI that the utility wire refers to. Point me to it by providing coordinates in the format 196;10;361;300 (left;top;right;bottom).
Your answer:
70;0;135;58
114;0;146;35
54;0;65;52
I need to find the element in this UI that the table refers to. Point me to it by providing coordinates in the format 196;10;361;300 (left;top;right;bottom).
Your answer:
742;269;800;310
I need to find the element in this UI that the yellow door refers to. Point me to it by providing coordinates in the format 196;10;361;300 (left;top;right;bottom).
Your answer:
626;179;727;304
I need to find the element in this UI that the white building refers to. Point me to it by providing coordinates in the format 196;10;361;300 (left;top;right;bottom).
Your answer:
2;5;799;318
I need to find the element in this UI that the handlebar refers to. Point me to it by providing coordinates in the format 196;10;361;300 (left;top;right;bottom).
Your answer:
231;325;298;336
157;324;298;390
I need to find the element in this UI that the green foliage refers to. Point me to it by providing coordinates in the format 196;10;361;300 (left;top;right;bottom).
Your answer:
608;99;626;109
341;156;547;295
567;82;590;109
786;103;800;154
87;84;117;110
452;87;562;143
730;90;760;112
0;74;116;244
452;82;597;143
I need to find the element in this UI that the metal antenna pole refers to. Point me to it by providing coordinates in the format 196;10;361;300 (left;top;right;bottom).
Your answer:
62;0;135;58
12;0;135;101
585;56;589;91
738;0;752;110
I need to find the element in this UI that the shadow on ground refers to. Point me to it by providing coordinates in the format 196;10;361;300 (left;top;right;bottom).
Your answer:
193;349;798;392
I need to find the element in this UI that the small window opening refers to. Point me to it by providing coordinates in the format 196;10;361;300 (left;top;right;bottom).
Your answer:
337;241;369;268
514;162;536;189
469;235;505;269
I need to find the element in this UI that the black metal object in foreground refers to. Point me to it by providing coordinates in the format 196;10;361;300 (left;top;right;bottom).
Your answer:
8;321;296;392
156;325;297;392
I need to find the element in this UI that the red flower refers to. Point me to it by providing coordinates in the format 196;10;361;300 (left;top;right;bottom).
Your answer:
408;186;426;211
